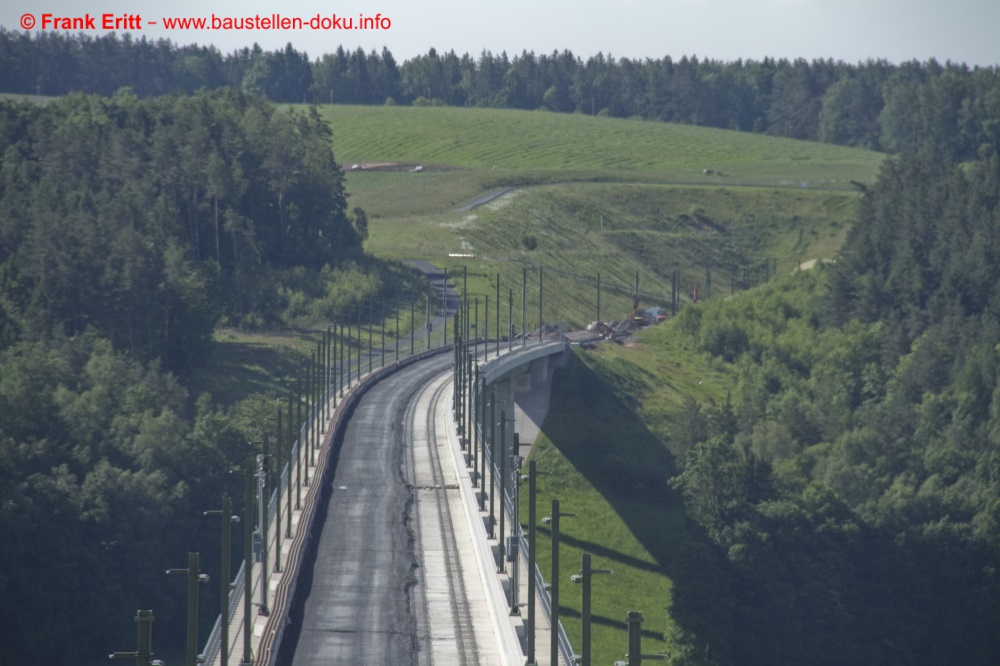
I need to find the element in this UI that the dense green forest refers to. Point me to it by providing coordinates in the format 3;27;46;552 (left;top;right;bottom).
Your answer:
0;88;371;368
665;153;1000;664
0;89;380;661
4;30;1000;161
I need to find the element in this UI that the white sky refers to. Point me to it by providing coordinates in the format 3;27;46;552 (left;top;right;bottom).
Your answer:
5;0;1000;66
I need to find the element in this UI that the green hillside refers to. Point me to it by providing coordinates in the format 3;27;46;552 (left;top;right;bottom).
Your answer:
310;105;882;332
321;105;882;183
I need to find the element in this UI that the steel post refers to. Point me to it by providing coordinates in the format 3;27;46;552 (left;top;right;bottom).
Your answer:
528;460;537;663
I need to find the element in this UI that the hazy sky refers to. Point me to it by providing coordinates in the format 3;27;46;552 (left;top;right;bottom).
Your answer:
5;0;1000;66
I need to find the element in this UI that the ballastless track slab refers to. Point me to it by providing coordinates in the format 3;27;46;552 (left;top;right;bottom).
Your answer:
277;352;501;665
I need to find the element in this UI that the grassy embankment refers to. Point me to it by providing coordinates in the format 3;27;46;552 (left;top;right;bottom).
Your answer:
206;104;886;661
325;104;879;331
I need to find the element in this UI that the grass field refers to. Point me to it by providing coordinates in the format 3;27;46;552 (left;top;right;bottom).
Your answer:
322;105;882;184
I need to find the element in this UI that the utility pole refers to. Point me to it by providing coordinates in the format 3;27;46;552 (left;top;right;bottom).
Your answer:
241;457;253;666
468;352;474;446
545;499;575;666
618;610;667;666
294;377;302;508
508;289;514;352
597;272;601;324
166;553;208;666
204;497;238;666
327;328;332;415
522;267;527;348
551;499;560;666
454;331;461;423
108;609;159;666
330;325;336;410
527;460;538;665
538;266;543;345
628;611;643;666
510;433;521;617
274;413;282;573
670;268;677;317
495;273;500;356
255;452;270;616
489;390;496;539
465;347;473;449
634;271;640;319
478;373;486;510
479;379;489;511
498;410;507;571
473;363;480;488
307;353;314;474
316;340;323;445
313;347;319;453
321;332;326;420
286;391;293;533
574;553;613;666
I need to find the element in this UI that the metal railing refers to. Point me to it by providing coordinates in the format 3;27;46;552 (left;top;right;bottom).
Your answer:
201;433;301;666
201;326;451;666
475;357;577;666
478;337;565;383
201;328;566;666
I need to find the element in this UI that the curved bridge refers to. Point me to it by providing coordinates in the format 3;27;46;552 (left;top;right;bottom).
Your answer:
201;334;571;666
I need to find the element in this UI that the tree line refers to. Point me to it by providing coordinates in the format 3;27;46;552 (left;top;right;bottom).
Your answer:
665;152;1000;664
4;29;1000;162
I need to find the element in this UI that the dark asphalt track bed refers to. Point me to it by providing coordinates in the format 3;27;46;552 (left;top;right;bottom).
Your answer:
277;353;453;666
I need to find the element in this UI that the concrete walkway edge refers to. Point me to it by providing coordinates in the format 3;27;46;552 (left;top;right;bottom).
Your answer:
442;382;524;665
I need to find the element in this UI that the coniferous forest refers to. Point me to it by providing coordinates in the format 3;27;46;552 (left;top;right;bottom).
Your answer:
4;29;1000;162
3;29;1000;666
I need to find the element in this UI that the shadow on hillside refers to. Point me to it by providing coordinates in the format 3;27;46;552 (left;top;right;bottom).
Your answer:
534;525;663;574
532;351;726;655
536;351;681;565
559;606;666;640
187;340;300;405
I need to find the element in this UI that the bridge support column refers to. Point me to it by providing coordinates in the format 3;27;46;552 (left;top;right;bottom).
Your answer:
516;369;532;392
530;356;549;385
496;379;516;461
